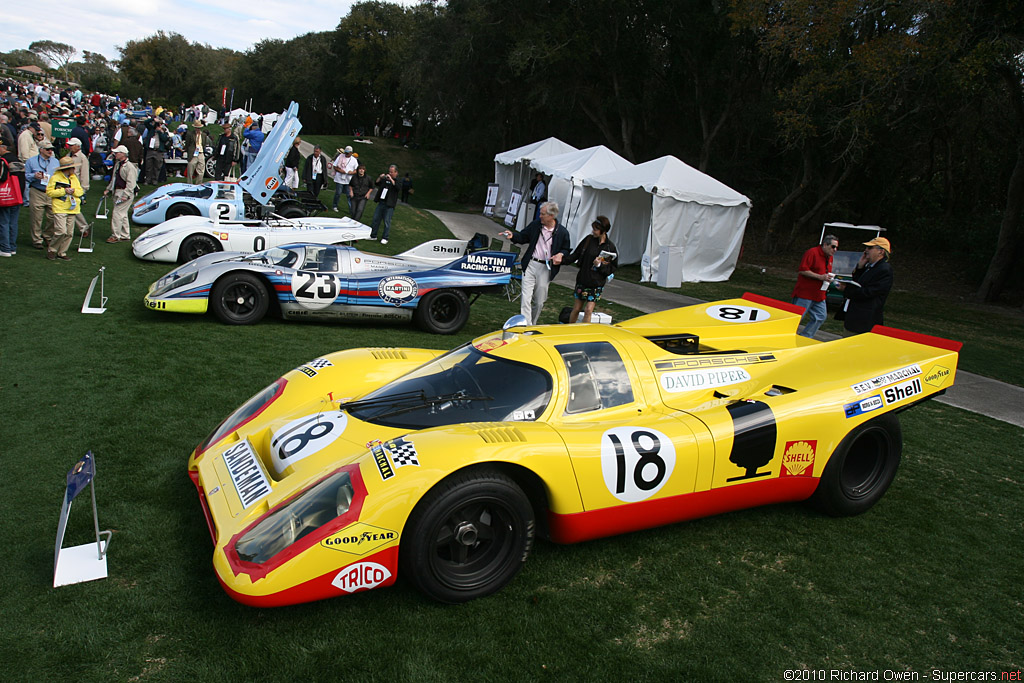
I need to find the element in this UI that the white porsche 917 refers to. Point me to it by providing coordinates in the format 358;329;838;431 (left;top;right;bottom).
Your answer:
131;214;373;263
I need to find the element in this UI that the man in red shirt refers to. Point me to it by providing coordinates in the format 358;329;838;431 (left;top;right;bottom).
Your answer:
791;235;838;338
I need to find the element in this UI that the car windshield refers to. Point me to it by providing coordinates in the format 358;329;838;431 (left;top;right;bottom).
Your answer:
346;344;552;429
169;185;213;199
242;246;299;268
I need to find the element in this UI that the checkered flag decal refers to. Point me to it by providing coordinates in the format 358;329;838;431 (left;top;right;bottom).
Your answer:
385;437;419;468
306;358;334;369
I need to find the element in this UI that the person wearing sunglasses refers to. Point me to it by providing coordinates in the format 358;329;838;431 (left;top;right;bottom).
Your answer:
792;234;838;338
835;237;893;334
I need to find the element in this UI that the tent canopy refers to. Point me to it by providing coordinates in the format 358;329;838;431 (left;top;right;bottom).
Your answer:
492;137;578;218
584;155;750;208
576;156;750;283
494;137;578;165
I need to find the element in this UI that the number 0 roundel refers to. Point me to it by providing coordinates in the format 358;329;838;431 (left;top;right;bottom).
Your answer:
601;427;676;503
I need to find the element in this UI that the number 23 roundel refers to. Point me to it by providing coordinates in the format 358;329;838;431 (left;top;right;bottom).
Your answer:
601;427;676;503
291;271;339;309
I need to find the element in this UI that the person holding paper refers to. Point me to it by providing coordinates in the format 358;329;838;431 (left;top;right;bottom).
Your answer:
564;215;618;323
791;234;838;338
501;201;572;324
836;237;893;334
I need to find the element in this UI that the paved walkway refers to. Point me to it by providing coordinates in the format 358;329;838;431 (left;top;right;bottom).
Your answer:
428;209;1024;429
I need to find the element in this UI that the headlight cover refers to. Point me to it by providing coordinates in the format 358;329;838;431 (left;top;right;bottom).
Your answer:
226;465;366;579
150;270;197;297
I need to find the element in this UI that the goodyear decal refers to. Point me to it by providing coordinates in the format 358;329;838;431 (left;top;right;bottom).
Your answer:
322;522;399;555
844;394;884;419
923;365;951;388
781;440;816;477
883;377;923;405
851;364;921;395
655;354;775;372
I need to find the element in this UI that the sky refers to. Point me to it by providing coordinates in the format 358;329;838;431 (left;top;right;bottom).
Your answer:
1;0;417;64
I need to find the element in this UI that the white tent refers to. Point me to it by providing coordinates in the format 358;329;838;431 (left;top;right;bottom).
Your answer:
529;145;634;234
576;156;751;283
493;137;578;218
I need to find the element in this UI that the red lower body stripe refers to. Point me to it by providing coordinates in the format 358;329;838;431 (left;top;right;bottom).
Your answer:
547;477;819;544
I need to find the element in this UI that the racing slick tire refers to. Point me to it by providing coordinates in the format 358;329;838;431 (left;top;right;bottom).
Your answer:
210;272;270;325
400;469;535;604
166;203;201;220
275;204;306;219
179;233;221;262
414;289;470;335
810;413;902;517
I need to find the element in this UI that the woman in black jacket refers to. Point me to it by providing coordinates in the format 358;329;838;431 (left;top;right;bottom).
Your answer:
565;216;617;323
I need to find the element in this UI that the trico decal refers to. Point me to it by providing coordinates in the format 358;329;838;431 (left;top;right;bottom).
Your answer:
923;365;951;388
844;394;884;419
269;411;348;475
457;253;513;274
331;561;392;593
851;364;921;395
883;378;923;405
321;522;399;555
377;276;418;306
296;357;334;377
780;440;816;477
660;368;751;392
654;354;775;371
511;409;535;421
705;305;770;323
222;440;271;508
601;427;676;503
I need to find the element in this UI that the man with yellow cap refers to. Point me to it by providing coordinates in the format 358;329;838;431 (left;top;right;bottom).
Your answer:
836;237;893;334
45;155;85;261
64;138;91;238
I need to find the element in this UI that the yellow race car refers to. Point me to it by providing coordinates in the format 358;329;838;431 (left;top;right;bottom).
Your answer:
187;293;960;606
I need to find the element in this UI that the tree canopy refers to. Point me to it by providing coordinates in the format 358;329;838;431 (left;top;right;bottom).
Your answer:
23;0;1021;303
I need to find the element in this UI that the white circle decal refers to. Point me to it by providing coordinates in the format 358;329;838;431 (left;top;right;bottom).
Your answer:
601;427;675;503
705;305;770;323
269;411;348;474
291;271;339;310
378;276;418;306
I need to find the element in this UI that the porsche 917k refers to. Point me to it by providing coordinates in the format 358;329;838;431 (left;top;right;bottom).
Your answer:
186;294;961;606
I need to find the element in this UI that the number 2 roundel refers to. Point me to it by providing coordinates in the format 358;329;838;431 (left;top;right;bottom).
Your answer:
601;427;676;502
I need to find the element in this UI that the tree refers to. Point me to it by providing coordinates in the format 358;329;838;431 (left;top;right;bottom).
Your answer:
0;49;47;70
71;51;120;93
29;40;76;81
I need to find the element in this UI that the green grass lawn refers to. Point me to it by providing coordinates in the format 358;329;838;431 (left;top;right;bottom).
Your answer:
1;160;1020;680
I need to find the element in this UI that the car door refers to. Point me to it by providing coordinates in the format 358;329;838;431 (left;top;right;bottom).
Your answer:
288;246;345;314
208;183;240;222
551;340;706;513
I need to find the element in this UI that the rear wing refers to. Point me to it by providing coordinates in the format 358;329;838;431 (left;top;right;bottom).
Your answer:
617;293;804;350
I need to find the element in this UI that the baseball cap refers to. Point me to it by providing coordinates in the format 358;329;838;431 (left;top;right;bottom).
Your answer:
344;146;353;154
111;145;129;155
39;140;55;149
67;137;82;147
863;237;891;253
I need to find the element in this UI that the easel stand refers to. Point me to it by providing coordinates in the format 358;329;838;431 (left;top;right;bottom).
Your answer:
77;220;95;253
82;267;108;314
54;451;113;587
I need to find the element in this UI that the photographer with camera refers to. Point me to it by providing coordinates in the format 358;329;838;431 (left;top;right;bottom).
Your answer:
142;117;170;185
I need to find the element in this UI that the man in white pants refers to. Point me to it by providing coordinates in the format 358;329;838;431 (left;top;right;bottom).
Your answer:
102;145;138;242
501;201;571;324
